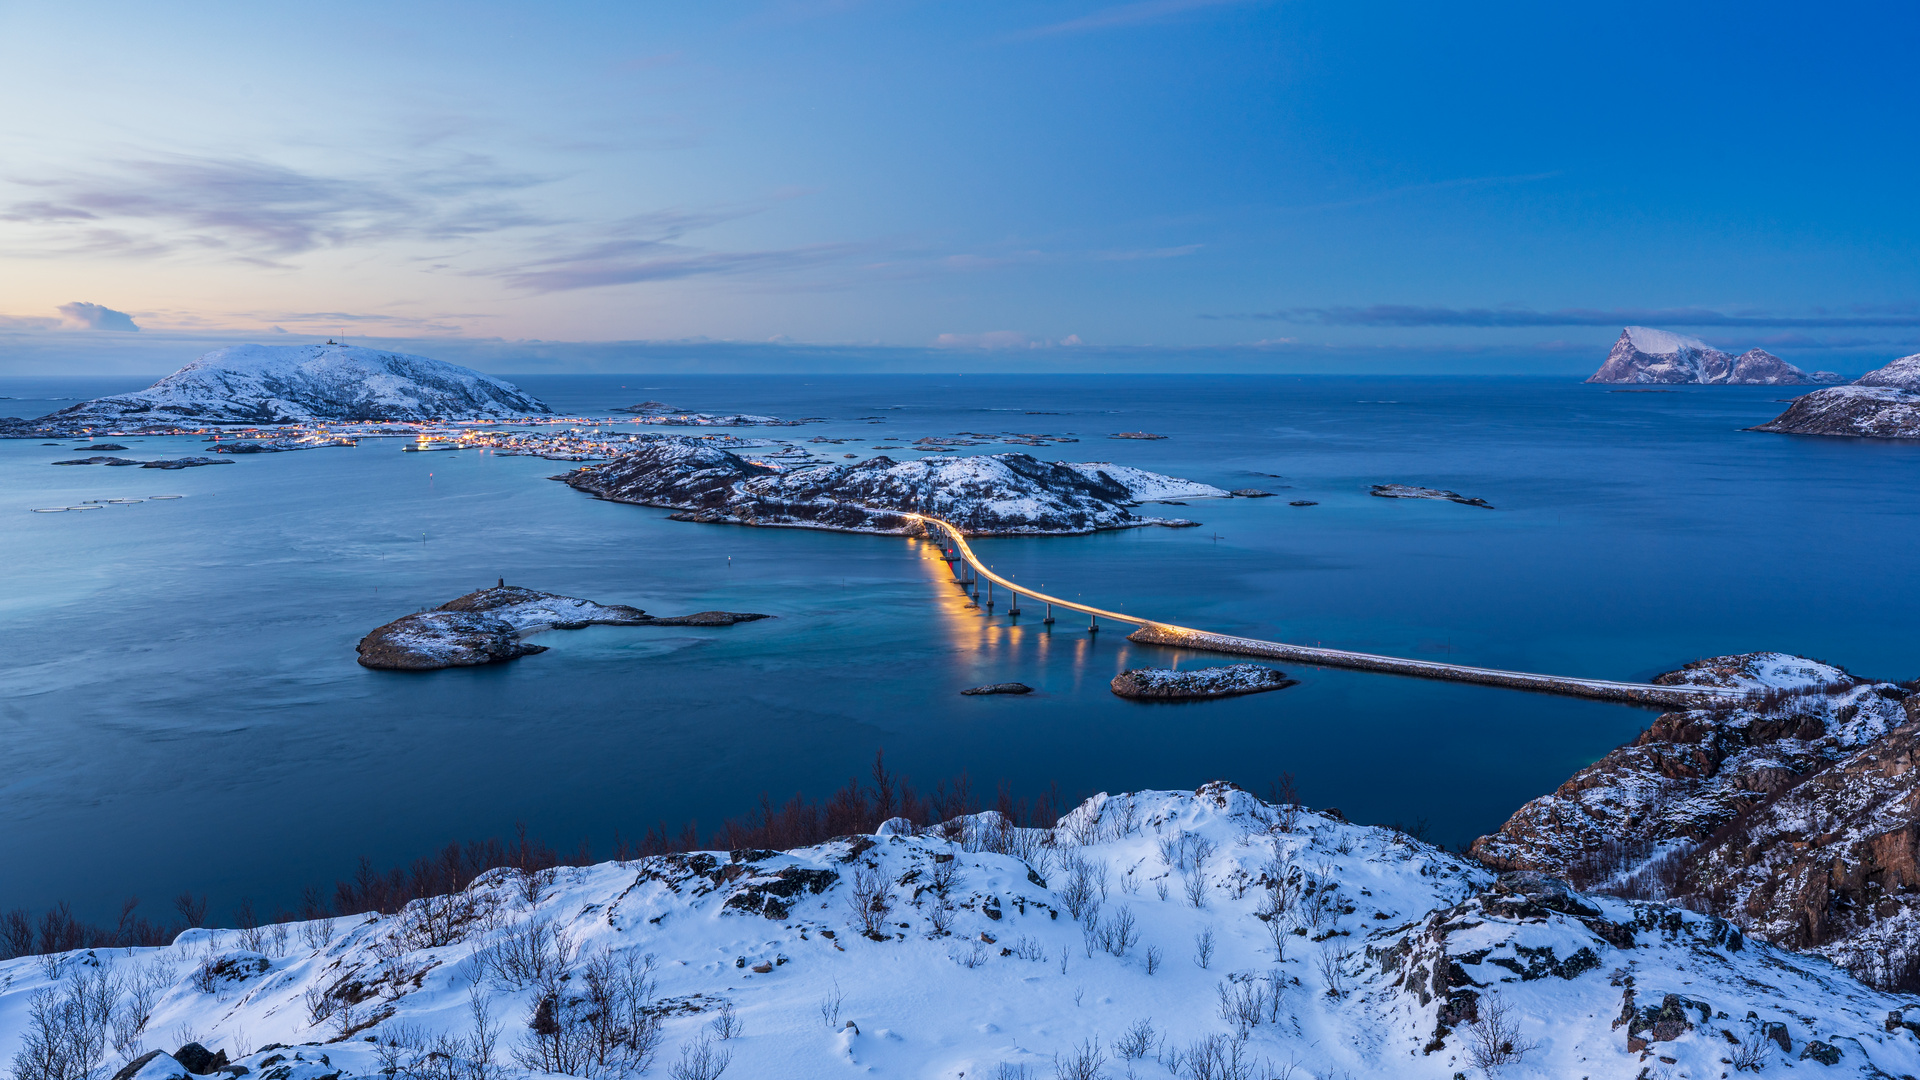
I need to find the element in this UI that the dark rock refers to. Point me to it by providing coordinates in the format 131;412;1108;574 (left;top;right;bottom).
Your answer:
645;611;772;626
53;456;143;466
141;457;233;469
1110;664;1296;700
1370;484;1492;508
1288;500;1317;506
961;683;1033;696
1800;1039;1842;1064
75;443;128;450
1230;488;1276;497
174;1044;229;1074
109;1051;175;1080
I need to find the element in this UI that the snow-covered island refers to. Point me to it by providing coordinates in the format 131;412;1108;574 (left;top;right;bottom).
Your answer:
357;586;770;670
38;344;552;428
5;783;1918;1080
560;441;1227;534
1585;327;1842;385
1751;353;1920;439
1110;664;1297;700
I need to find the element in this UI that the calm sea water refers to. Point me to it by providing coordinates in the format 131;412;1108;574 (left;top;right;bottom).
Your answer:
3;374;1916;921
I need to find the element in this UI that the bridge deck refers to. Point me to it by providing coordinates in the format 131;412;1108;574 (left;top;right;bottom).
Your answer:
911;515;1743;709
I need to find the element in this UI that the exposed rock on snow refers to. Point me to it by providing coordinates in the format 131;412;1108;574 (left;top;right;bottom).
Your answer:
960;682;1033;695
562;442;1225;535
1585;327;1842;385
1110;664;1296;700
1751;384;1920;439
1473;652;1920;990
355;585;768;670
44;344;551;426
7;785;1918;1080
1369;484;1492;508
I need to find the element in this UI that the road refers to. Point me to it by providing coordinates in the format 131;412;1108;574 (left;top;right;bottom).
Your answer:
911;514;1746;709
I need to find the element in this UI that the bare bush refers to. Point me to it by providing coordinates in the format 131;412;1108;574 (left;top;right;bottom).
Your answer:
512;951;660;1079
1216;979;1267;1039
707;1001;741;1041
993;1065;1033;1080
479;919;574;990
666;1035;731;1080
817;981;843;1029
1059;854;1102;923
1144;945;1161;975
1317;944;1352;998
1462;994;1535;1072
1112;1018;1155;1062
1192;929;1215;970
847;867;895;940
1729;1022;1774;1072
10;970;119;1080
1009;936;1047;962
1052;1039;1106;1080
1174;1035;1261;1080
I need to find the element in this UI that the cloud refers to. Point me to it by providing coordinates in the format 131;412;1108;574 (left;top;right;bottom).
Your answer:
1201;304;1920;329
933;331;1085;349
3;153;549;263
1010;0;1258;40
57;301;140;331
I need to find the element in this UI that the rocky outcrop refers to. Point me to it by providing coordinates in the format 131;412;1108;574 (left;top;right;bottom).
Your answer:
1109;664;1296;700
52;455;232;468
1752;384;1920;439
1585;327;1841;385
45;343;549;426
960;683;1033;695
356;585;768;670
1472;651;1920;990
1369;484;1492;508
562;441;1224;535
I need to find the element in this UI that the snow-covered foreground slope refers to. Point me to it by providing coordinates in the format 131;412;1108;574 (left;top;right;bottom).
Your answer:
6;786;1917;1080
45;345;551;425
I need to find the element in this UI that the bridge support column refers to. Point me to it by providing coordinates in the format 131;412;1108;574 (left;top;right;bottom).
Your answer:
1043;602;1054;625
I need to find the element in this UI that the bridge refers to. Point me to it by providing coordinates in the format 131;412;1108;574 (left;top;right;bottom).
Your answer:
909;514;1746;710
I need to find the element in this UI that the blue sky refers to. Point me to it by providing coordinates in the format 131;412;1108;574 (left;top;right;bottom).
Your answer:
2;0;1917;373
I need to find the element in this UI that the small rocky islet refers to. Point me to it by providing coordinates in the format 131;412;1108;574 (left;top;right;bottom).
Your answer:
356;585;771;670
1110;663;1297;700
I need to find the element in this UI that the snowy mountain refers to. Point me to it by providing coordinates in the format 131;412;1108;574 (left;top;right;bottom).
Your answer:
1472;652;1920;991
44;345;551;425
1854;352;1920;392
6;785;1919;1080
562;442;1226;534
1585;327;1842;385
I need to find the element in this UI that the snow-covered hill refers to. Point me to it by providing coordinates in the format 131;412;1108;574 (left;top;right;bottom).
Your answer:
563;442;1226;534
1852;353;1920;393
1585;327;1841;385
1751;384;1920;439
5;786;1917;1080
44;345;551;425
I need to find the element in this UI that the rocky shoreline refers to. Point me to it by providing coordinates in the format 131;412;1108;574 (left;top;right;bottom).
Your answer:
356;585;770;670
1110;663;1297;699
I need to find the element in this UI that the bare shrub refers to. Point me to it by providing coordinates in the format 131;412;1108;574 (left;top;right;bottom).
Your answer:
10;970;119;1080
1192;929;1215;970
1009;936;1047;962
479;919;573;990
512;951;660;1079
1317;944;1352;998
927;898;954;936
1182;868;1209;910
666;1035;731;1080
1059;854;1101;923
1462;994;1535;1072
817;981;843;1029
958;940;988;969
1104;907;1138;958
993;1065;1033;1080
1052;1039;1105;1080
1144;945;1161;975
1216;979;1267;1039
1112;1018;1155;1062
1174;1035;1261;1080
707;1001;741;1041
1729;1022;1774;1072
847;866;895;939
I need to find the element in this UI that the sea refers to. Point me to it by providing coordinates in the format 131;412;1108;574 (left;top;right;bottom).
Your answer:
3;374;1916;922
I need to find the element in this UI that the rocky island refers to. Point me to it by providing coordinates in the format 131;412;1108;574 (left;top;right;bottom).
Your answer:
1110;663;1296;699
1370;484;1492;508
37;343;551;429
1471;650;1920;990
561;440;1227;534
356;585;770;670
1585;326;1842;385
1751;353;1920;439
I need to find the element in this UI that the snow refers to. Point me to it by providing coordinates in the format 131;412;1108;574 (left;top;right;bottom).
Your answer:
47;344;551;425
6;785;1916;1080
1623;326;1712;355
1655;650;1853;691
1855;352;1920;392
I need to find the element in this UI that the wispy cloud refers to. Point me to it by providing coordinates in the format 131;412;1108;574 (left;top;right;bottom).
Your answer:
933;330;1084;348
1009;0;1260;40
1201;304;1920;329
58;301;140;331
2;153;550;264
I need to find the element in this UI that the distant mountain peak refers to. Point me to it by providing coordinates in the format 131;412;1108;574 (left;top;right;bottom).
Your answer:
46;343;552;425
1587;327;1840;385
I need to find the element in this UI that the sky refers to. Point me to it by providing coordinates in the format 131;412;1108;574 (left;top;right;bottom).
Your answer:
2;0;1918;374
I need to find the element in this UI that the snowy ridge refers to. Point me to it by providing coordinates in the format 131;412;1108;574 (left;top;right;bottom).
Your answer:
1587;328;1841;385
46;345;551;425
563;443;1223;534
1751;384;1920;439
5;785;1917;1079
1854;353;1920;392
